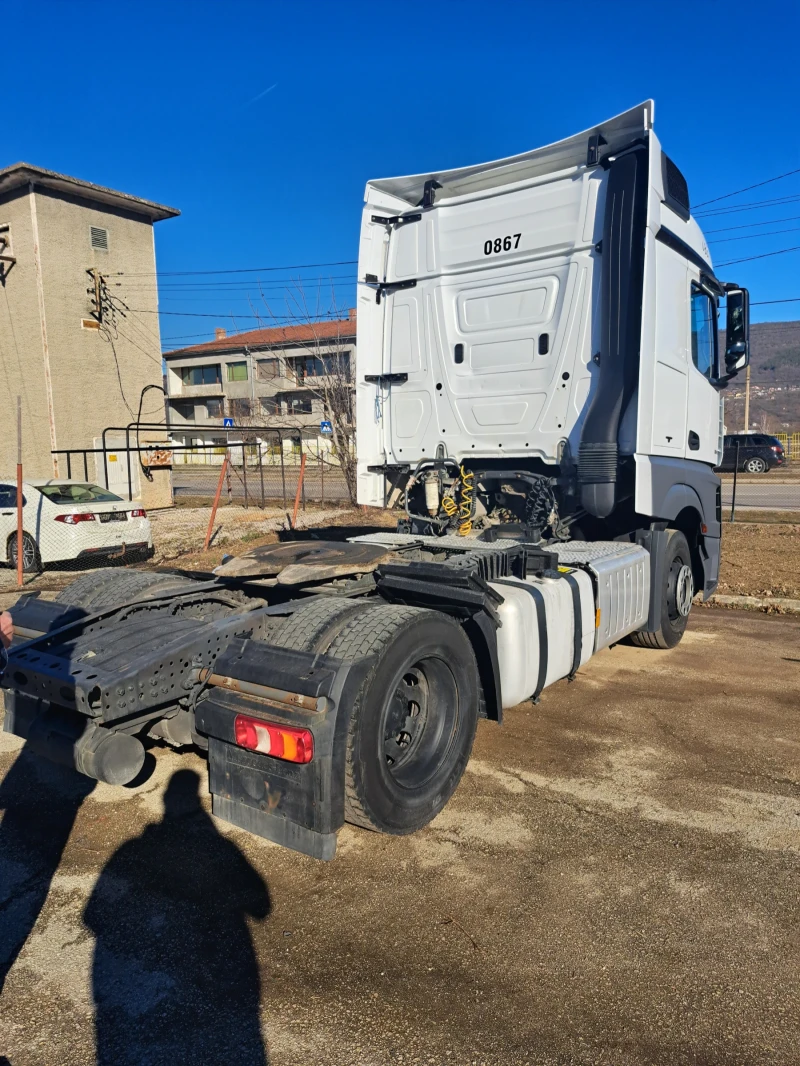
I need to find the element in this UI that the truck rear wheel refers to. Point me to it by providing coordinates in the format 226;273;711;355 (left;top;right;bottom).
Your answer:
268;596;369;653
325;605;479;834
629;529;693;650
55;568;195;611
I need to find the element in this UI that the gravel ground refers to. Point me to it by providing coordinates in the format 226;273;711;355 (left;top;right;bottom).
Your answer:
146;504;357;563
0;506;366;602
717;521;800;601
1;609;798;1065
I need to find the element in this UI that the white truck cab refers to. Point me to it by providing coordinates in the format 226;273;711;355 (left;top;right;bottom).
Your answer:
355;101;749;606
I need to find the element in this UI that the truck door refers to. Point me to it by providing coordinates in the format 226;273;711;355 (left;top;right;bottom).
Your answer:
385;281;437;458
685;282;722;463
647;239;688;457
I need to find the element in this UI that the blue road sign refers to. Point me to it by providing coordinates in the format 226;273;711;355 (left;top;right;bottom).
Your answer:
320;420;333;435
223;417;234;428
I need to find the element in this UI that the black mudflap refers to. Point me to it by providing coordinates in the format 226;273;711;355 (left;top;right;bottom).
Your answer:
195;639;371;861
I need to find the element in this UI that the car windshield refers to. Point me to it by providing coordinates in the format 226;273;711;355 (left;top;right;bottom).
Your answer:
36;483;123;505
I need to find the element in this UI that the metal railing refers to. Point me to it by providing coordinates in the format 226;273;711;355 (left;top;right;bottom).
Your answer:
52;424;350;508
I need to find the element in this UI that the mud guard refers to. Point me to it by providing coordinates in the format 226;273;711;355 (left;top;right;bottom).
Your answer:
194;639;372;861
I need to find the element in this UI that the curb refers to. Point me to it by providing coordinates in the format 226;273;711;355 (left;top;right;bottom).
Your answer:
706;593;800;615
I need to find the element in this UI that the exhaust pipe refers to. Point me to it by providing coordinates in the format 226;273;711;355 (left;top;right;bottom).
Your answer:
26;706;145;785
578;142;649;518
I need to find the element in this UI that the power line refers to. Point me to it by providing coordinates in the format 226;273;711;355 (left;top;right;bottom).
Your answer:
108;259;358;278
708;226;800;245
704;214;800;235
694;166;800;209
696;194;800;218
716;244;800;267
116;274;357;290
752;298;800;306
133;307;350;320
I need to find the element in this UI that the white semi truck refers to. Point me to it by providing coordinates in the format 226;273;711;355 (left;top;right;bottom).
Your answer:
3;102;749;858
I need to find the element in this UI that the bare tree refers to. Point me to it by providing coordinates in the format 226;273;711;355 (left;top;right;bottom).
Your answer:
253;283;358;504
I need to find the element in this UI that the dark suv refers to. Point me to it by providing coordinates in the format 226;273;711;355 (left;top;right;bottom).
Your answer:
717;434;786;474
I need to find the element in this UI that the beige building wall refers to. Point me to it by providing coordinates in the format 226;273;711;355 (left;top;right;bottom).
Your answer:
0;180;172;483
0;188;54;476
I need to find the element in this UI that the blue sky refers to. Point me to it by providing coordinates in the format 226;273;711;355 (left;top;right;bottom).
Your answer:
5;0;800;348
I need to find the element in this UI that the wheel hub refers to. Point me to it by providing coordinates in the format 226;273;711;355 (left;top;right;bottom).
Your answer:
674;563;694;617
384;669;428;768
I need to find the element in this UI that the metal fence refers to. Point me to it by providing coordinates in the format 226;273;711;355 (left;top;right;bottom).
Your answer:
775;433;800;461
52;425;352;509
722;437;800;520
172;443;350;508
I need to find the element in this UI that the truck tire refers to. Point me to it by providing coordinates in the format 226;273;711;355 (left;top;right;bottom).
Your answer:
55;568;195;612
268;596;369;653
325;605;479;834
629;529;693;650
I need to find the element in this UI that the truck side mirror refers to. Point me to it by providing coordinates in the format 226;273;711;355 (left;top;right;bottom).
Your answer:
724;288;750;377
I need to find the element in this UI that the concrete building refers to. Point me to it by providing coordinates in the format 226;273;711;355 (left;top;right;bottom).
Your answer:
162;314;356;456
0;163;179;499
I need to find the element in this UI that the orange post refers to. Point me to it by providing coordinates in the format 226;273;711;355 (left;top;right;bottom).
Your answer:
204;455;229;551
290;453;307;530
16;396;23;588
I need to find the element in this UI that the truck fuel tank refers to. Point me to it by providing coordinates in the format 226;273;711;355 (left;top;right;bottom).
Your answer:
490;541;650;707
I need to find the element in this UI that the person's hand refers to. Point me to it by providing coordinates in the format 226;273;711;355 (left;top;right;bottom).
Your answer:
0;612;12;650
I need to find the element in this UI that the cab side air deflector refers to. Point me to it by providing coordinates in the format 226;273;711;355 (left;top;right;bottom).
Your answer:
578;142;649;518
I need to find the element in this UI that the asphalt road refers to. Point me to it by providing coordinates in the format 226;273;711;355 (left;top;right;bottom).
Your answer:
171;468;800;512
1;608;799;1065
720;480;800;511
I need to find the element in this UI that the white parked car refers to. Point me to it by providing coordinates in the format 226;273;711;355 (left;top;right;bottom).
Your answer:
0;479;153;572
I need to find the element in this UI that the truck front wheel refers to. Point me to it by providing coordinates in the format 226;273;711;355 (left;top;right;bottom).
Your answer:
326;605;479;834
630;529;693;650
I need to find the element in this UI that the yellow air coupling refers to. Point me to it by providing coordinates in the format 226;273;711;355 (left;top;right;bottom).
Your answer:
441;495;458;518
458;465;474;536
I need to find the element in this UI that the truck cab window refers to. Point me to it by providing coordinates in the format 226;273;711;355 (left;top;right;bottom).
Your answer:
691;289;716;379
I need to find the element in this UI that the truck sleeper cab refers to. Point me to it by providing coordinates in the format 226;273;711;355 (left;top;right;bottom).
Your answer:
1;104;749;860
356;100;749;605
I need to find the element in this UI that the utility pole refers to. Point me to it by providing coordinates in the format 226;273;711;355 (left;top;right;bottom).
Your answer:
743;363;751;432
16;396;23;588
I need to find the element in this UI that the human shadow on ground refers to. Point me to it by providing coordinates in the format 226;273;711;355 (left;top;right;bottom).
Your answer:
83;768;271;1066
0;741;96;996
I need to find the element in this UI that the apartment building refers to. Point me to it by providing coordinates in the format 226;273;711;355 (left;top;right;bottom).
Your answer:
0;163;178;487
162;313;356;453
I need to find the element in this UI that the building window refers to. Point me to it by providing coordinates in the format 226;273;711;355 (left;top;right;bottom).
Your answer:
226;361;248;382
228;398;252;419
90;226;109;251
180;363;222;386
284;394;313;415
257;359;280;380
205;398;223;418
289;352;350;382
260;397;279;415
171;401;196;422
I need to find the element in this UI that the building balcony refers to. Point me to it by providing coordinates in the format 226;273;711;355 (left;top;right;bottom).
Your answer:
169;382;224;398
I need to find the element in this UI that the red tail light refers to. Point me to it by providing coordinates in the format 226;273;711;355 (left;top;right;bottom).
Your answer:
130;508;147;518
234;714;313;764
770;446;782;453
54;513;96;524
